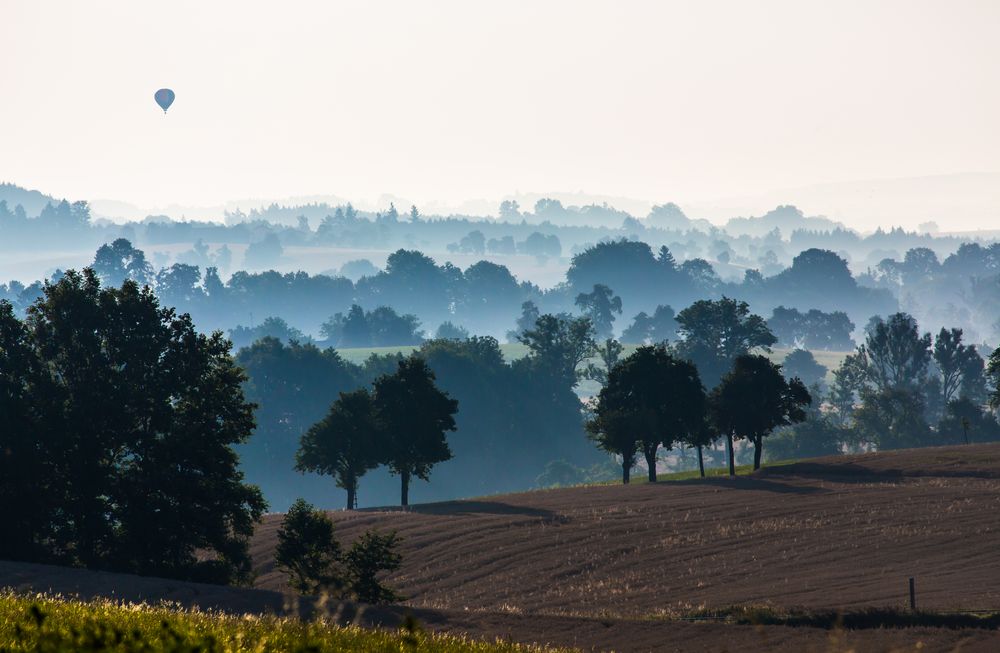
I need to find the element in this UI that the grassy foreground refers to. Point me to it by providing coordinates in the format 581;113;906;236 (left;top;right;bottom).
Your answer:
0;593;560;653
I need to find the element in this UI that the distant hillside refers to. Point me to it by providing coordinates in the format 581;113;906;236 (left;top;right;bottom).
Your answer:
0;183;64;217
725;205;845;237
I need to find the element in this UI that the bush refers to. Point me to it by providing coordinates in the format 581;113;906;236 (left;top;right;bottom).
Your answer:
344;532;403;604
276;499;403;604
275;499;345;595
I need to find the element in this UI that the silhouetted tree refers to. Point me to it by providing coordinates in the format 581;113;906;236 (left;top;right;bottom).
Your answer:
782;349;828;389
585;401;638;484
623;346;706;481
829;351;867;425
621;305;676;344
92;238;153;287
580;338;624;387
588;345;706;482
156;263;203;305
938;398;1000;445
321;305;423;347
860;313;932;393
498;199;521;220
933;327;979;405
768;306;855;351
853;387;933;450
244;233;284;269
0;301;55;562
236;339;360;508
229;316;308;350
275;499;345;594
709;354;811;473
0;269;265;582
297;389;383;510
507;300;540;343
575;284;622;339
344;531;403;604
374;357;458;507
675;297;777;389
519;232;562;258
518;314;596;387
435;321;469;340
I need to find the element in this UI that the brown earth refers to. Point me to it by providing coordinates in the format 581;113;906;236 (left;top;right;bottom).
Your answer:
5;444;1000;652
252;444;1000;616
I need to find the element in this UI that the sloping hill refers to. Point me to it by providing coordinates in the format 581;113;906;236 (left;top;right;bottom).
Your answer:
6;445;1000;652
252;444;1000;618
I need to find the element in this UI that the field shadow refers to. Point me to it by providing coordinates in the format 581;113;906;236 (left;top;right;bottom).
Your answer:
758;461;1000;483
672;475;829;494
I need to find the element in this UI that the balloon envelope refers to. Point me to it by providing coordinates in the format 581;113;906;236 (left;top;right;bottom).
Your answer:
154;88;175;113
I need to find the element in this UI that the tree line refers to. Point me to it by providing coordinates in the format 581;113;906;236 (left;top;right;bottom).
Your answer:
2;238;891;350
585;298;813;482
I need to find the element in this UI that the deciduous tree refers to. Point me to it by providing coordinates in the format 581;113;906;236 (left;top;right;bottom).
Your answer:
297;389;383;510
709;354;811;473
374;357;458;507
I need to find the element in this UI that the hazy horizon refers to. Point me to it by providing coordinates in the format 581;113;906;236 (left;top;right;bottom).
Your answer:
4;1;999;231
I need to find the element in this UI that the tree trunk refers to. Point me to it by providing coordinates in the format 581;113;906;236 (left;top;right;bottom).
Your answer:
644;443;658;482
753;435;763;471
697;445;705;478
622;460;631;485
400;469;410;507
727;433;735;476
346;481;356;511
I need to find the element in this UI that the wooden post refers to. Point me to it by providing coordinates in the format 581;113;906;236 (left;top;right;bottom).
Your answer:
909;577;916;611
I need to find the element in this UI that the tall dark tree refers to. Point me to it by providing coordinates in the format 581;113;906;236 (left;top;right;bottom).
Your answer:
374;357;458;507
585;401;638;484
709;354;811;473
0;269;265;582
575;284;623;339
0;301;56;561
297;389;383;510
587;345;706;482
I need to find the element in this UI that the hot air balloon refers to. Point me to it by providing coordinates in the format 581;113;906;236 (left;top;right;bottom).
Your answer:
154;88;175;113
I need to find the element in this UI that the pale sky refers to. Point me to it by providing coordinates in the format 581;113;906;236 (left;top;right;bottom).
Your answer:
2;1;1000;228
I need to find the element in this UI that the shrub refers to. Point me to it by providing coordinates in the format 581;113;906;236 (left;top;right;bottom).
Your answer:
344;531;404;604
276;499;403;604
275;499;345;595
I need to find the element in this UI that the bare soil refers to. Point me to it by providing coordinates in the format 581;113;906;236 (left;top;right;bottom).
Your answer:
6;444;1000;651
253;444;1000;617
